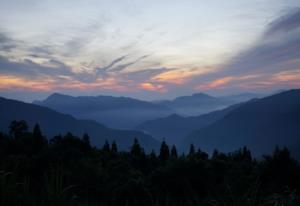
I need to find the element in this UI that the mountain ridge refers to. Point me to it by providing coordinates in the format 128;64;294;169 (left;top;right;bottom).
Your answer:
0;97;159;152
184;89;300;157
34;93;174;129
136;103;242;145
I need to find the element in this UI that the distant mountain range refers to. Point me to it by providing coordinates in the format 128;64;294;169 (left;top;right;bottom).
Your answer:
34;93;173;129
0;97;159;152
220;93;263;103
34;92;260;129
153;92;260;116
184;89;300;158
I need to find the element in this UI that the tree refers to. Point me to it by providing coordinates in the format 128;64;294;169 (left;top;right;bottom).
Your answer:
196;148;208;160
111;141;118;153
9;120;28;139
189;144;195;156
33;124;42;139
50;135;62;144
32;123;47;151
159;141;169;161
130;138;144;157
150;150;157;159
171;145;178;159
83;133;90;144
102;140;110;152
82;133;92;152
242;146;252;162
212;149;219;160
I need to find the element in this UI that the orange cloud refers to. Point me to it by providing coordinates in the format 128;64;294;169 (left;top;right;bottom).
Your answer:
0;75;133;92
195;75;259;90
152;68;211;84
272;70;300;82
140;82;166;92
241;70;300;89
59;78;133;92
0;74;157;93
0;75;55;91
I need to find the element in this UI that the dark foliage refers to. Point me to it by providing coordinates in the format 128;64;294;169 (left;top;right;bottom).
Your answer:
0;121;300;206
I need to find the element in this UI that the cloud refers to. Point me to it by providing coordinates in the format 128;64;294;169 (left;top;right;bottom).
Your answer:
0;54;169;94
0;31;17;52
2;7;300;97
94;54;151;79
124;67;172;80
0;74;55;91
29;45;55;57
266;8;300;35
152;67;211;85
224;8;300;74
195;75;260;91
0;56;73;79
193;8;300;92
0;74;132;93
108;54;151;72
92;55;127;79
139;82;166;92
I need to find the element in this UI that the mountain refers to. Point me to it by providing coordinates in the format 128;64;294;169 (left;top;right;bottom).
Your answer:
185;90;300;157
34;93;173;129
136;103;241;145
153;93;237;116
221;92;263;102
0;97;159;152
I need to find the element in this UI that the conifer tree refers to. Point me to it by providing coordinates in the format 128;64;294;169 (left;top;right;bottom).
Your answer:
9;120;28;139
130;138;144;156
212;149;219;160
242;146;252;162
171;145;178;158
32;123;47;151
82;133;92;152
196;148;208;160
150;150;157;160
111;140;118;153
189;144;195;156
102;140;110;152
159;141;169;161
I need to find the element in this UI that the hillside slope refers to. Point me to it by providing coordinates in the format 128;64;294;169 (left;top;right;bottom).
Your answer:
136;103;241;145
0;97;159;151
185;90;300;157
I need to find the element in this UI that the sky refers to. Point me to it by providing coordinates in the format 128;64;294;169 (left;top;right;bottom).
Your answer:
0;0;300;102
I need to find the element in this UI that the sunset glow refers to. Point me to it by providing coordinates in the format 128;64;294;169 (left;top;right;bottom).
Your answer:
0;0;300;101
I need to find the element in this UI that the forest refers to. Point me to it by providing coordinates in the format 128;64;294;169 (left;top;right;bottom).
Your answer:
0;120;300;206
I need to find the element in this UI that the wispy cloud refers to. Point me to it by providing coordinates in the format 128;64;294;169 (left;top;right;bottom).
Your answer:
108;54;151;72
193;8;300;92
0;30;18;52
195;75;260;91
0;56;73;79
223;8;300;75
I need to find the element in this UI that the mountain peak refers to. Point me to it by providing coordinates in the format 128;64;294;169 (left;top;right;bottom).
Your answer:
191;92;213;98
46;93;72;101
173;92;215;102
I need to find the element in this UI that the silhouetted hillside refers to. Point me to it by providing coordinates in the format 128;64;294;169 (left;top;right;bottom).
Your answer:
136;103;241;145
185;89;300;157
0;97;159;151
